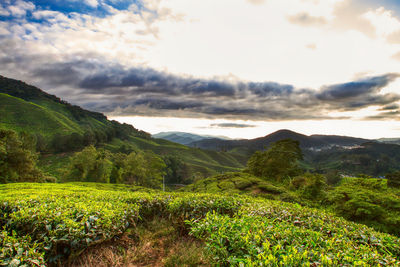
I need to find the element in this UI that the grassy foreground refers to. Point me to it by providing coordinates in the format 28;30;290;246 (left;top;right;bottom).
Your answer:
1;183;400;266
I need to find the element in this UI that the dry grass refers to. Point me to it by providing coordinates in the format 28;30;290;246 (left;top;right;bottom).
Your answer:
66;218;209;267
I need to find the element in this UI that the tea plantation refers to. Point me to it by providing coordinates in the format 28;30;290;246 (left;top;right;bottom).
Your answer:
1;183;399;266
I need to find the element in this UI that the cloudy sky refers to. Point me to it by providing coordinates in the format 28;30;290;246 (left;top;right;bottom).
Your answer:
1;0;400;139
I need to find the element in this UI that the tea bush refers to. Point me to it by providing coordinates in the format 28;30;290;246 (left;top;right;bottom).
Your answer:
1;183;399;266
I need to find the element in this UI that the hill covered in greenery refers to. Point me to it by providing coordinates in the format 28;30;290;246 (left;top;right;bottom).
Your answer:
187;129;400;176
0;75;244;181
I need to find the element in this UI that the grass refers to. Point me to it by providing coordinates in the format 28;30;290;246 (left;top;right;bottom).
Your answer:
0;93;82;136
68;217;209;267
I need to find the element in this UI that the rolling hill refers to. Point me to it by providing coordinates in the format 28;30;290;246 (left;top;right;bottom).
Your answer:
0;75;244;178
153;131;228;145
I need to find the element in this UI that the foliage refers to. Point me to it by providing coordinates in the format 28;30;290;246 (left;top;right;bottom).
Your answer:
386;171;400;188
122;151;166;188
0;229;45;267
189;204;400;266
163;155;190;185
63;145;113;183
290;173;327;199
325;170;342;185
0;129;43;183
0;183;399;266
182;172;287;200
247;139;303;181
326;178;400;235
63;146;166;188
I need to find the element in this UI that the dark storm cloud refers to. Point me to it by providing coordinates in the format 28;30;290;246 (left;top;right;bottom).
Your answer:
79;68;237;97
1;39;399;121
210;123;256;128
364;111;400;120
312;74;400;113
317;74;399;100
380;104;400;111
247;82;294;97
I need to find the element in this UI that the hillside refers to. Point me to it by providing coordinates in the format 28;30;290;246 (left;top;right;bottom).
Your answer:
0;75;148;138
1;183;399;266
0;75;244;178
153;131;228;145
378;138;400;145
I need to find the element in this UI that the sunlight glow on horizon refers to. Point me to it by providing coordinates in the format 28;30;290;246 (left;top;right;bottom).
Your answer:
110;116;400;139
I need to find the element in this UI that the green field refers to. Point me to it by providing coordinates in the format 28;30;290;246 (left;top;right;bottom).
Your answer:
1;183;399;266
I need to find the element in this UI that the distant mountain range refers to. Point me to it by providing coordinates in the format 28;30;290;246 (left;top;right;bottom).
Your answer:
153;132;229;145
154;129;400;176
155;129;369;151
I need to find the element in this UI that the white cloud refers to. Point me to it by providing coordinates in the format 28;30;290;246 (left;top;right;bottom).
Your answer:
85;0;99;8
364;7;400;38
140;0;400;88
247;0;266;5
393;51;400;61
0;5;10;16
8;0;34;17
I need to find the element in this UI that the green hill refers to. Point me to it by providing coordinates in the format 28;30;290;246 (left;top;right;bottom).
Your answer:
0;75;244;178
0;93;84;135
0;75;147;138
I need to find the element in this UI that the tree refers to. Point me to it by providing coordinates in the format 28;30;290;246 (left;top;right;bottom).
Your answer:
109;152;126;184
143;151;166;188
121;151;147;185
247;139;303;181
63;145;112;183
0;129;42;183
121;151;166;188
163;155;189;184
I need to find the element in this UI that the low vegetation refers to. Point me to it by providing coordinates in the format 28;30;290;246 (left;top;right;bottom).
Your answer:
1;183;399;266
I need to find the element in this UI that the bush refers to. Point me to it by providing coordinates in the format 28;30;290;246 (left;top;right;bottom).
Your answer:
326;178;400;235
290;173;326;199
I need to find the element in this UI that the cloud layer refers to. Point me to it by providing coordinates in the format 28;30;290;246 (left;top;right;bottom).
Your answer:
0;0;400;123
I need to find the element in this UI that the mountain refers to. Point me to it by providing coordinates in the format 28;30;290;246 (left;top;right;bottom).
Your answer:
0;75;244;178
377;138;400;145
187;129;400;176
153;131;228;145
188;129;368;151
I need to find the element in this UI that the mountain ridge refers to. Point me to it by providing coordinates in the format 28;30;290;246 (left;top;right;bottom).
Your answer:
153;131;230;145
187;129;369;151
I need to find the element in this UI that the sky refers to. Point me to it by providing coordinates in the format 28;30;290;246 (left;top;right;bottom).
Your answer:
1;0;400;139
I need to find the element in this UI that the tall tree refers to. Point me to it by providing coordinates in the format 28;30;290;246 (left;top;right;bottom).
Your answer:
0;129;42;183
247;139;303;181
